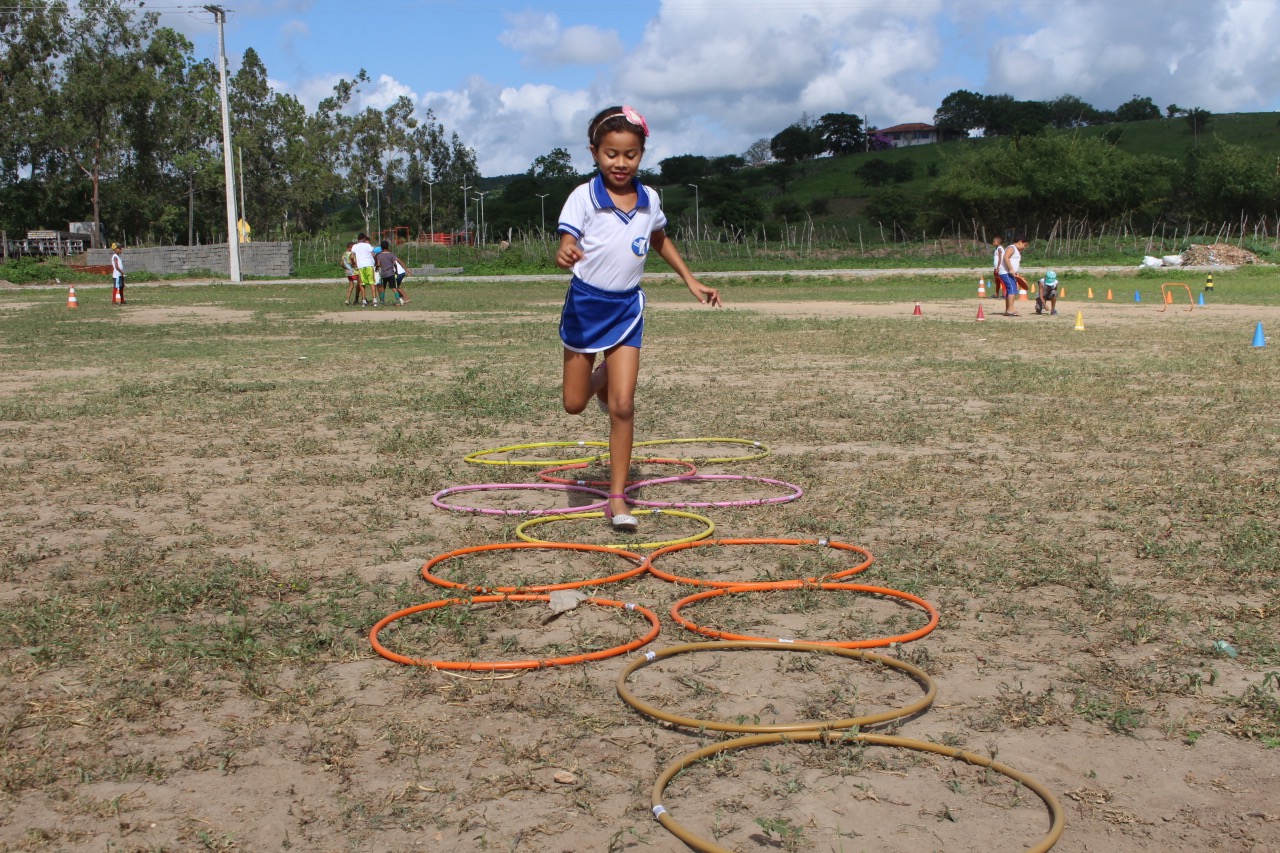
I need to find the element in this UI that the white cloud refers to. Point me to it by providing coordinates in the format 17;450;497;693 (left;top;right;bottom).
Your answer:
422;77;597;176
174;0;1280;178
985;0;1280;112
499;11;623;67
359;74;418;111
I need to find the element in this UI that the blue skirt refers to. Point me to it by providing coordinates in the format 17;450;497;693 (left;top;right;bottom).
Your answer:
559;277;645;353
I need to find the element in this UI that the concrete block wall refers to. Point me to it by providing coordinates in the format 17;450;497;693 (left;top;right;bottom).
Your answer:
85;242;293;278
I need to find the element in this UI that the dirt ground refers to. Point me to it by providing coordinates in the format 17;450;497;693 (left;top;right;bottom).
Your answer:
1;295;1277;853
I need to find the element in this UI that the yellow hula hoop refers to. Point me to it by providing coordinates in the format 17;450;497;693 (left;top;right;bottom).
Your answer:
514;508;715;551
631;437;771;464
464;439;608;467
464;437;768;467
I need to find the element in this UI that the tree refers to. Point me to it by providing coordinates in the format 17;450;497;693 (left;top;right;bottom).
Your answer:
56;0;160;246
708;155;746;176
711;195;764;236
1115;95;1160;122
659;155;709;184
528;147;577;180
742;138;773;167
769;123;823;164
1166;104;1183;119
1183;140;1279;220
930;133;1176;228
934;89;987;135
1185;108;1213;138
0;0;69;235
816;113;865;154
1046;94;1100;129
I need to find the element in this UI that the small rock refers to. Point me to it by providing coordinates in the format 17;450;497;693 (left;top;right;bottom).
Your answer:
553;770;578;785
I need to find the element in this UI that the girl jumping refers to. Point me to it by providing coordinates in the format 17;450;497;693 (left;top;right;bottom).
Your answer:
556;105;722;531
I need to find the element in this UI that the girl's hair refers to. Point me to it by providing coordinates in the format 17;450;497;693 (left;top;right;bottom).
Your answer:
588;105;648;148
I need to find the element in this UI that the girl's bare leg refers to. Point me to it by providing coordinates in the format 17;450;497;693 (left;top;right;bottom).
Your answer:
603;346;640;518
562;349;605;414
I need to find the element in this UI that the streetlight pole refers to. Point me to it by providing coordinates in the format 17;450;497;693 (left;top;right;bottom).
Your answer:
474;191;489;245
536;193;550;239
425;179;437;241
460;181;472;245
206;5;241;282
687;183;700;241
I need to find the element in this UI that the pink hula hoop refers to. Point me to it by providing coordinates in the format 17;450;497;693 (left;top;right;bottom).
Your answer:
624;474;803;509
431;482;608;516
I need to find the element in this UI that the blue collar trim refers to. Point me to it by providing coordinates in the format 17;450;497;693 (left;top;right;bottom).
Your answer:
590;173;650;211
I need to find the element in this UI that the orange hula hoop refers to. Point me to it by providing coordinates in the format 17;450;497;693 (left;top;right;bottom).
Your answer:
669;582;939;648
370;594;661;671
643;537;873;589
421;541;645;593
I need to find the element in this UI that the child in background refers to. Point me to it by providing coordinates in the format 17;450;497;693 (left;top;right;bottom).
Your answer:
556;104;722;531
351;233;377;306
392;257;410;305
375;241;404;306
999;233;1029;317
342;242;361;305
1036;269;1060;315
110;242;126;304
991;235;1004;298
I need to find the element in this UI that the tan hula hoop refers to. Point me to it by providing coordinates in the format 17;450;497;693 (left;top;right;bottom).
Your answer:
651;729;1065;853
616;641;935;733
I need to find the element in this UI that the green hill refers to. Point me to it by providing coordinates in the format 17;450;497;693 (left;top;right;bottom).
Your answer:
654;111;1280;236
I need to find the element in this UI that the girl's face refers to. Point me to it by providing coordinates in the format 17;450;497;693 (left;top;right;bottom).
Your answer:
591;129;645;193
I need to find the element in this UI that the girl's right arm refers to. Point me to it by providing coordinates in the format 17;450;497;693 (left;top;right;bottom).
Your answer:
555;233;583;270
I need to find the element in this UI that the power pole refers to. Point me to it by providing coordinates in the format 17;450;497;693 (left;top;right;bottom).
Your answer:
206;5;241;281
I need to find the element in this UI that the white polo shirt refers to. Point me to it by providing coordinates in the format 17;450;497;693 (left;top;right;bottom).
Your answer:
558;174;667;292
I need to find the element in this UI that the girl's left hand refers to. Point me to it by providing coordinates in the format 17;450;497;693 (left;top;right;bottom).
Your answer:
690;279;722;307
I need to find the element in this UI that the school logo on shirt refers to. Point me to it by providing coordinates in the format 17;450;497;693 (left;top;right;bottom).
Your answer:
631;237;649;257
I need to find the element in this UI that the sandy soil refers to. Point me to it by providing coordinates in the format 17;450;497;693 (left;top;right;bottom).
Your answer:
0;296;1276;853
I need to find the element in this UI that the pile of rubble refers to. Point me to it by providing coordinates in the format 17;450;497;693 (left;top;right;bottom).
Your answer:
1181;243;1262;265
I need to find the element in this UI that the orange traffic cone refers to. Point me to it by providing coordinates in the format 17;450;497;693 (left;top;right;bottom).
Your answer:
67;286;78;309
1165;290;1173;304
1088;287;1094;299
912;302;922;316
976;303;986;321
112;285;122;305
978;277;986;297
1106;289;1114;301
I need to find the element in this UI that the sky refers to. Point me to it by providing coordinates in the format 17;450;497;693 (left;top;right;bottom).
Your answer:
159;0;1280;177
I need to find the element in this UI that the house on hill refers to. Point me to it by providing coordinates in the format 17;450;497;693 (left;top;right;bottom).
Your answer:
879;122;963;147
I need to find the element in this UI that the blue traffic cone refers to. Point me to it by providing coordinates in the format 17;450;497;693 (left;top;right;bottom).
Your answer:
1134;290;1141;302
1197;292;1205;306
1252;322;1266;348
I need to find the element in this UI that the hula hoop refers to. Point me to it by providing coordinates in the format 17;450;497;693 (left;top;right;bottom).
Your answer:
537;457;698;487
514;509;715;551
651;730;1065;853
631;437;771;464
616;641;936;734
421;542;645;593
369;593;661;671
644;538;874;589
624;473;803;509
464;440;607;467
431;482;607;516
670;582;939;648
